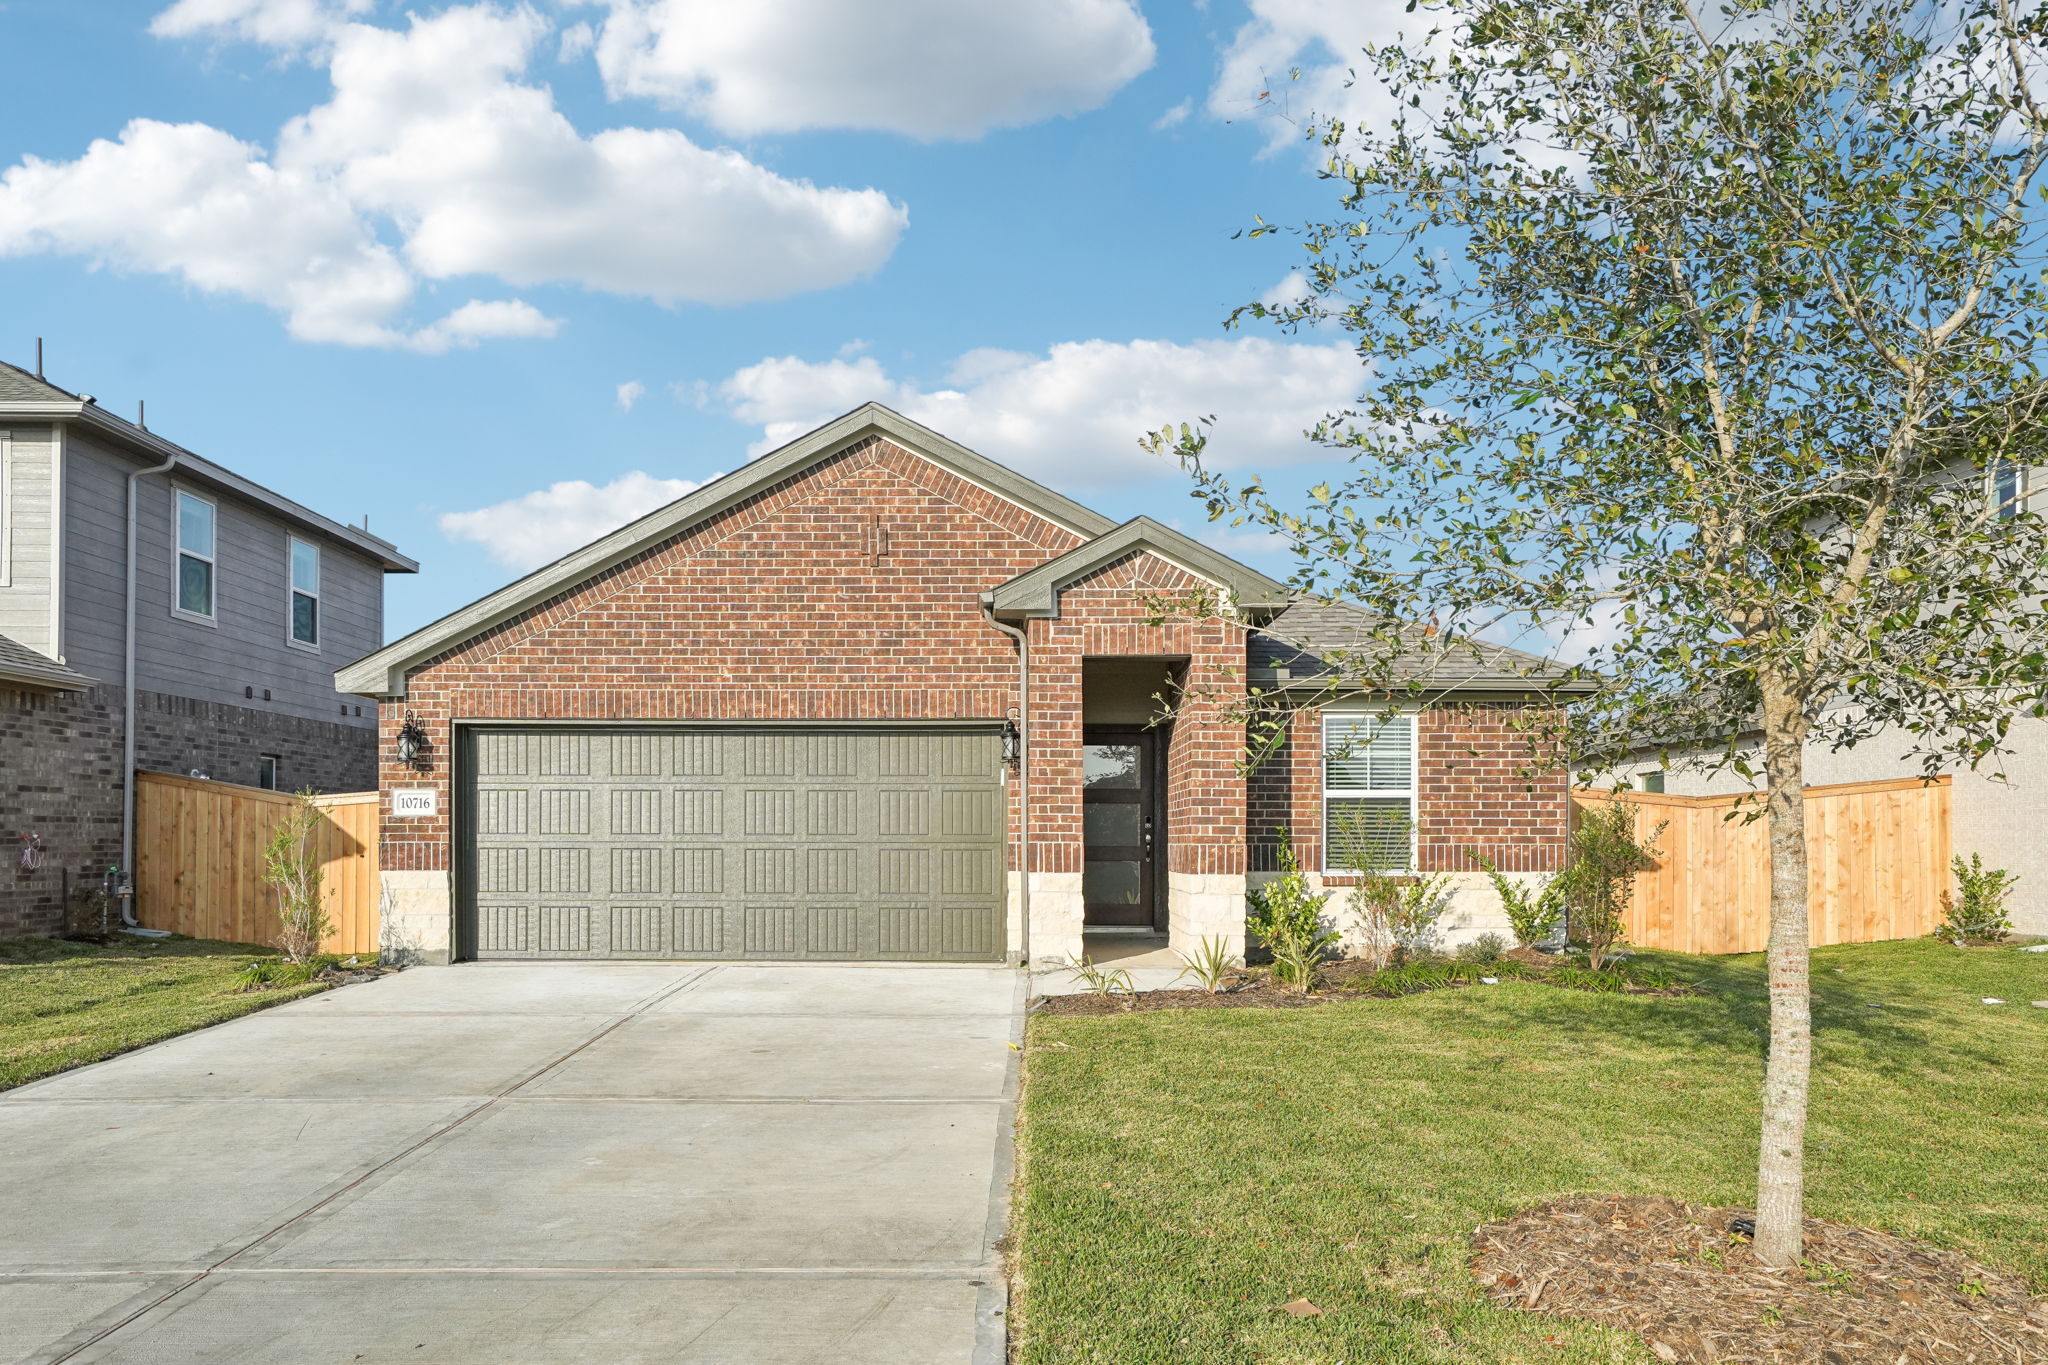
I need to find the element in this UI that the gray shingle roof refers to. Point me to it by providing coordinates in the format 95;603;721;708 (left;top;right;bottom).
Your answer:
0;632;94;690
1251;598;1594;694
0;360;73;404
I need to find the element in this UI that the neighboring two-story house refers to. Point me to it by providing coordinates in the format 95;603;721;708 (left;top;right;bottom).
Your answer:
0;359;416;937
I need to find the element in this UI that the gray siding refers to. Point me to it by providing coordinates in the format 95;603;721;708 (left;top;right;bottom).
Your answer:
0;425;59;659
59;430;384;730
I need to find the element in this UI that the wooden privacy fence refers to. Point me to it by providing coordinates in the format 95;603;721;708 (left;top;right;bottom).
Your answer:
135;771;381;955
1570;776;1952;955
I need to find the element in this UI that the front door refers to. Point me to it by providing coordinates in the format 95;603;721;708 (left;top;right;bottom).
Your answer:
1082;729;1159;928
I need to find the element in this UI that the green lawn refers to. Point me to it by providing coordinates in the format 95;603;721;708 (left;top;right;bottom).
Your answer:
0;934;331;1091
1014;939;2048;1363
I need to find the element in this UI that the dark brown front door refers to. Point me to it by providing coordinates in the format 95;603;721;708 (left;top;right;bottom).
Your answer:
1082;729;1158;928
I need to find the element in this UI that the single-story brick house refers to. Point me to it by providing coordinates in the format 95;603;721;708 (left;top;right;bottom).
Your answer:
338;406;1582;966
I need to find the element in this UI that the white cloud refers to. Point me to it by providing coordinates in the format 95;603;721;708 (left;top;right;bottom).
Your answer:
0;119;422;347
710;336;1361;488
1208;0;1425;153
557;21;595;62
615;380;645;411
1261;271;1315;310
591;0;1155;140
0;4;907;350
150;0;370;47
1152;98;1193;132
439;470;715;571
409;299;562;353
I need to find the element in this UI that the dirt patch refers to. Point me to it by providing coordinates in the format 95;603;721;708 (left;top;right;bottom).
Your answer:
1470;1195;2048;1364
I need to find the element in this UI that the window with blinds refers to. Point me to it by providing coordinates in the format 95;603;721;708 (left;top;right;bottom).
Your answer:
1323;710;1416;871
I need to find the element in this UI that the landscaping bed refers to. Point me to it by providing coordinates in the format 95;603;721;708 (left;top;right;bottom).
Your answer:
0;934;376;1091
1472;1195;2048;1364
1033;948;1700;1016
1012;938;2048;1363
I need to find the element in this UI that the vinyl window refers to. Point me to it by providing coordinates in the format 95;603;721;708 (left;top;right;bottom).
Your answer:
257;755;280;791
175;491;215;620
1323;710;1416;872
1994;460;2027;521
289;536;319;646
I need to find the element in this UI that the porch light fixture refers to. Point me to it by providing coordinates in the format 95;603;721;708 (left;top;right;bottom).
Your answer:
1001;717;1021;771
395;713;430;770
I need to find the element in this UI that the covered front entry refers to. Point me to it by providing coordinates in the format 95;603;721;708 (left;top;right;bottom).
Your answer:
457;725;1008;962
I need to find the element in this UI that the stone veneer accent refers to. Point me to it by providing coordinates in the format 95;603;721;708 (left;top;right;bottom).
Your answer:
2;683;374;937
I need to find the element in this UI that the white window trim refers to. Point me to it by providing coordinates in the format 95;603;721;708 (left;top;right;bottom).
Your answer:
287;535;320;651
171;487;218;626
1321;706;1419;874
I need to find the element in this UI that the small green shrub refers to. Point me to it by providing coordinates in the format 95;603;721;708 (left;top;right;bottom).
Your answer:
1933;854;2018;945
1247;829;1338;993
230;959;283;991
1556;802;1663;969
1174;937;1239;993
1068;957;1136;1003
1454;932;1510;963
1469;852;1563;947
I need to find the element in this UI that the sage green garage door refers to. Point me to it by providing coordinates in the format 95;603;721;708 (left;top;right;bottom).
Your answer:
458;727;1007;962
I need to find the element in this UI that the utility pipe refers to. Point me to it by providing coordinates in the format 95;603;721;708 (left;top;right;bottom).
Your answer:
120;449;179;925
981;601;1032;967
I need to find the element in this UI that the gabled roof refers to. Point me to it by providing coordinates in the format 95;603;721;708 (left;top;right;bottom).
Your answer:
0;632;94;692
337;404;1123;697
985;515;1287;618
0;359;416;573
1250;598;1597;694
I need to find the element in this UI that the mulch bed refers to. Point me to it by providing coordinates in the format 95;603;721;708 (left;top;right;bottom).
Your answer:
1032;949;1694;1017
1471;1195;2048;1363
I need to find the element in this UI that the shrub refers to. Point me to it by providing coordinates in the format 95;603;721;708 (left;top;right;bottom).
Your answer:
1174;936;1239;993
1345;866;1454;968
1933;854;2018;945
1556;802;1663;970
1246;828;1338;993
1067;957;1136;1004
262;790;332;964
1469;851;1564;947
1455;932;1510;963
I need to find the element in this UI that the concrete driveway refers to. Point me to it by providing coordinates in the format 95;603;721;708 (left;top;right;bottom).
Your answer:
0;962;1023;1365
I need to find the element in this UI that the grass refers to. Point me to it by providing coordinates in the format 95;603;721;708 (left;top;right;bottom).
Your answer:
0;934;333;1090
1013;938;2048;1363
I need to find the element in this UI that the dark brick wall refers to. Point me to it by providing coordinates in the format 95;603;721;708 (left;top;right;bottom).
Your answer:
132;690;376;794
1;685;122;937
2;683;375;937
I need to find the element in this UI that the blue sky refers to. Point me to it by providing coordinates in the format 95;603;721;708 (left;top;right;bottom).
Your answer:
0;0;1394;639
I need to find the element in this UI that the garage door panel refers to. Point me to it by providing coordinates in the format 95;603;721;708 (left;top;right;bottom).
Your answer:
464;727;1005;962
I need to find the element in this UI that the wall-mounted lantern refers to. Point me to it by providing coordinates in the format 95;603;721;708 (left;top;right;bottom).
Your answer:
395;713;430;771
1001;716;1021;772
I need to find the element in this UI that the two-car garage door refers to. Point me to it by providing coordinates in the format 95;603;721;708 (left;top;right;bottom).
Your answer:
458;726;1007;962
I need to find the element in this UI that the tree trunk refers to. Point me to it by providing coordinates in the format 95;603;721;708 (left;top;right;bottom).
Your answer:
1752;666;1813;1267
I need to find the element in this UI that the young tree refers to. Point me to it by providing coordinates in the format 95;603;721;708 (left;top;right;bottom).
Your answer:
263;791;332;964
1157;0;2048;1264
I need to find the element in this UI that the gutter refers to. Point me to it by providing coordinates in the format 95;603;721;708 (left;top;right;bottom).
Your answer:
980;597;1032;968
120;449;180;926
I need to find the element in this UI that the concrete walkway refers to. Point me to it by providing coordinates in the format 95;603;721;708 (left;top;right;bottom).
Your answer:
0;962;1024;1365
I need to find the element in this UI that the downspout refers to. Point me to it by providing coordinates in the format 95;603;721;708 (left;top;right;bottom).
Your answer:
980;599;1031;967
120;448;180;926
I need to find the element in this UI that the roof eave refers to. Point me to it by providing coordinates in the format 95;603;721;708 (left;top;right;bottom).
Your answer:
338;403;1124;697
0;662;96;692
986;516;1287;619
0;402;419;573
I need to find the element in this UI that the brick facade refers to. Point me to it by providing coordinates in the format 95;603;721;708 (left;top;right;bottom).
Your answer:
376;433;1568;960
3;684;374;937
1248;700;1569;877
